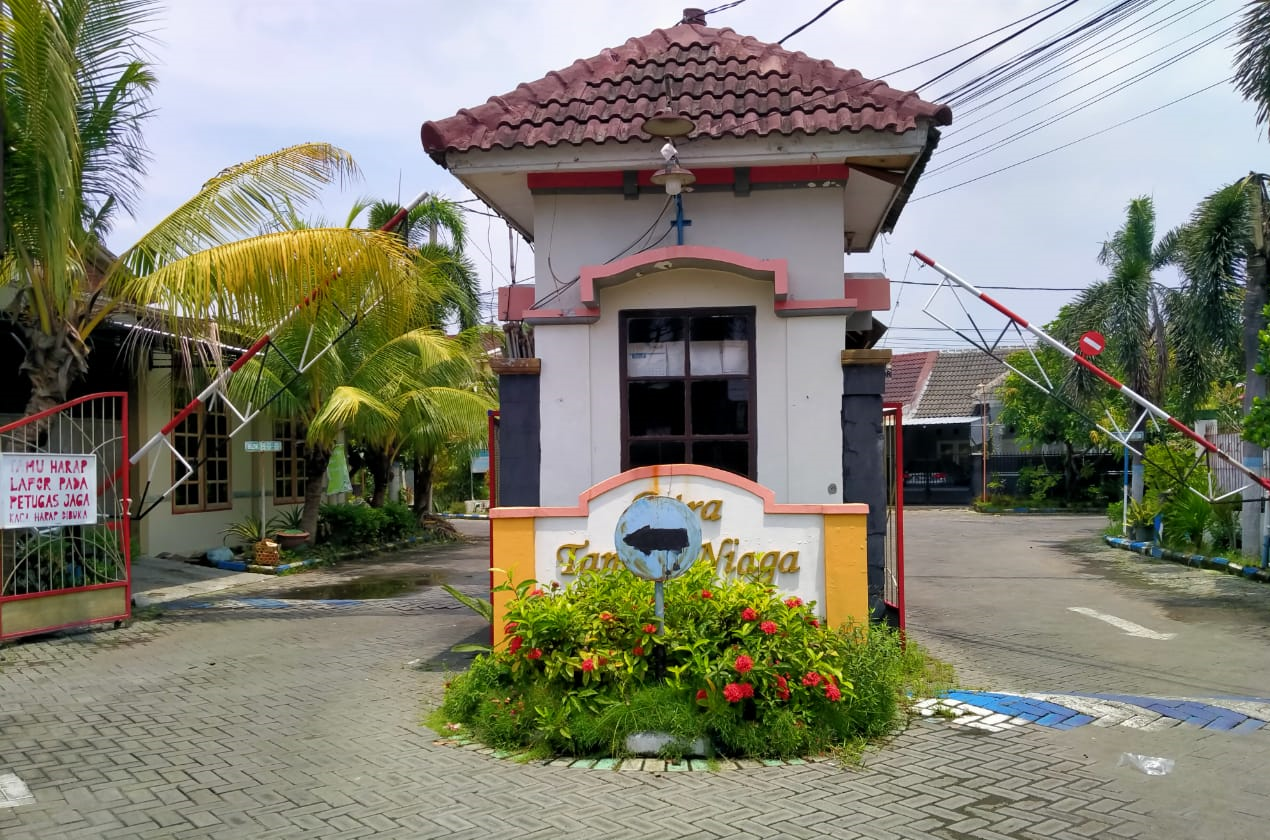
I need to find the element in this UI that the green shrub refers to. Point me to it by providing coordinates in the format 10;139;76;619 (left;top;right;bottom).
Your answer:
1016;465;1060;504
1162;492;1214;552
317;502;389;546
381;502;417;540
437;562;932;759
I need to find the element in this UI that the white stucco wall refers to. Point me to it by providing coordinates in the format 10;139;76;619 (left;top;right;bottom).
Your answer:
134;367;292;557
537;268;843;508
532;188;846;308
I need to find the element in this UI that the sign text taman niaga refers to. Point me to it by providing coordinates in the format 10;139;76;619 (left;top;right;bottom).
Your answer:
0;454;98;529
556;490;801;583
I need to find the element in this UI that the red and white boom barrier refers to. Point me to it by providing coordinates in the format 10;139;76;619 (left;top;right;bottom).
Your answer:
911;249;1270;494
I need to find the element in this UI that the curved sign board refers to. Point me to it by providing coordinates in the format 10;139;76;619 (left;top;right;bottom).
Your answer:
488;464;870;646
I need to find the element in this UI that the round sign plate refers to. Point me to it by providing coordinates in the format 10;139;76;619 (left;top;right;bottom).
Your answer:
614;495;702;582
1078;330;1106;357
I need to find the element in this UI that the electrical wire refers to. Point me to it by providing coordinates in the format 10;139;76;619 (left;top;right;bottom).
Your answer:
531;197;674;310
927;18;1237;175
701;1;1093;141
909;77;1230;202
778;0;849;44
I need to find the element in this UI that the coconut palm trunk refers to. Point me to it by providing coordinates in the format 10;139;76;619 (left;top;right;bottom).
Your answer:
412;453;435;521
299;444;332;541
366;447;393;507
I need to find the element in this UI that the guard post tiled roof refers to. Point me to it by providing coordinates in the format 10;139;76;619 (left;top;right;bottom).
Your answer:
911;350;1015;420
421;20;952;161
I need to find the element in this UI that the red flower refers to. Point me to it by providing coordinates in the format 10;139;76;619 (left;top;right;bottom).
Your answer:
598;657;609;667
801;672;822;687
723;683;746;703
701;589;713;599
776;675;788;690
550;581;560;590
580;658;595;672
528;587;545;597
741;607;758;621
527;648;543;660
504;621;519;634
784;596;803;608
778;688;791;701
740;683;755;698
809;618;821;628
760;620;778;635
632;646;645;656
642;623;657;634
508;636;523;654
599;611;615;622
734;654;754;674
824;683;842;702
695;689;708;701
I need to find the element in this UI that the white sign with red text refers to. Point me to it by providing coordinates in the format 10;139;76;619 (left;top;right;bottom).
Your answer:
0;454;98;529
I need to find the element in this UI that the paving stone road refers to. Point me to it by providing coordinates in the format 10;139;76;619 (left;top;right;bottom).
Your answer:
1;514;1267;838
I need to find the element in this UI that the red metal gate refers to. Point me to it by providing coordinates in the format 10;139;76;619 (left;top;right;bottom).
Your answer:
0;393;131;641
883;402;905;630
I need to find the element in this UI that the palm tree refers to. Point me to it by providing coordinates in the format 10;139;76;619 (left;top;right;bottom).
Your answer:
3;2;420;415
364;197;481;330
312;327;493;517
1235;2;1270;136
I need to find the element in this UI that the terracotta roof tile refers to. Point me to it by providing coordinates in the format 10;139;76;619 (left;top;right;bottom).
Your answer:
883;351;937;408
911;350;1015;420
421;22;951;159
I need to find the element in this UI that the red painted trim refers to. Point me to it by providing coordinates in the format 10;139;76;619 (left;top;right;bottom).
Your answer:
977;292;1030;328
0;391;128;435
1072;354;1123;389
842;274;892;312
579;245;789;308
489;464;870;520
911;250;935;267
527;164;850;191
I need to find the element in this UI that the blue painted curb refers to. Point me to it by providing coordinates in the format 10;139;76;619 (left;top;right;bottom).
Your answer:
1103;536;1270;583
943;690;1268;733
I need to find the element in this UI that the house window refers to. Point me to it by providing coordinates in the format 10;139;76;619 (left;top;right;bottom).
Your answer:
274;419;307;504
171;395;231;513
620;308;756;480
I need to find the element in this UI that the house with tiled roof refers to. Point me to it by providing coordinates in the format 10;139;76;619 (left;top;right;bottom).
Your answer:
423;8;950;623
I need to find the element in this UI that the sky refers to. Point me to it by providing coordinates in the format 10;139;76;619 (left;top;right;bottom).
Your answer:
108;0;1267;353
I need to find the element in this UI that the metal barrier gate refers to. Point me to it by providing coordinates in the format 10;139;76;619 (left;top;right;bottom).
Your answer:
0;393;131;641
883;402;905;630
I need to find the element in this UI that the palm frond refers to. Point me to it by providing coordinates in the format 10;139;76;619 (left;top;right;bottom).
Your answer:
112;227;425;344
1235;0;1270;136
116;143;362;276
1;0;84;331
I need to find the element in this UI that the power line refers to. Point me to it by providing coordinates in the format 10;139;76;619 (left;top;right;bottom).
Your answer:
910;77;1230;201
702;1;1093;140
778;0;850;44
927;17;1237;176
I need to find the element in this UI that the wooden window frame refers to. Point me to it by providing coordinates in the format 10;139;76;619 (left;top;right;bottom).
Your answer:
273;419;307;505
619;306;758;481
170;394;232;514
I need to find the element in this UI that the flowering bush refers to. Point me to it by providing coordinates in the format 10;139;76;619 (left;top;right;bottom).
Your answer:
438;561;926;759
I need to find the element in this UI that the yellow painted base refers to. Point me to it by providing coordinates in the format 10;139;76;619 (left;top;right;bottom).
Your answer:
490;517;535;648
1;586;128;640
822;513;868;628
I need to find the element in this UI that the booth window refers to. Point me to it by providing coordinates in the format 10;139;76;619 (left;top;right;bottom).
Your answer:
621;308;756;479
171;394;231;513
273;419;308;504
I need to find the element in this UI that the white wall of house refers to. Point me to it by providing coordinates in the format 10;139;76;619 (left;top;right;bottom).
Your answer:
132;367;303;558
532;188;847;308
537;268;844;508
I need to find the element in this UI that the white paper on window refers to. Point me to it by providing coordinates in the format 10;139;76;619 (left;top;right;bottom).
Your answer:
690;340;749;375
626;342;685;377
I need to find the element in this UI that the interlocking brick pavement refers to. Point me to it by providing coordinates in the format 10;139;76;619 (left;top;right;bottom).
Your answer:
0;523;1263;838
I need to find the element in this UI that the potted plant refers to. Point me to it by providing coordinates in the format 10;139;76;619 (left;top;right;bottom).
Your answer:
221;514;266;547
269;506;310;550
1126;498;1160;542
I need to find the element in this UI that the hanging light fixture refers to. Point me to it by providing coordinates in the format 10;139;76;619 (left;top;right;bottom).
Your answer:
642;109;695;139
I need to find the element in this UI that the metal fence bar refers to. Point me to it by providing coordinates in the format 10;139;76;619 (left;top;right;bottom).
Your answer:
882;402;905;631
